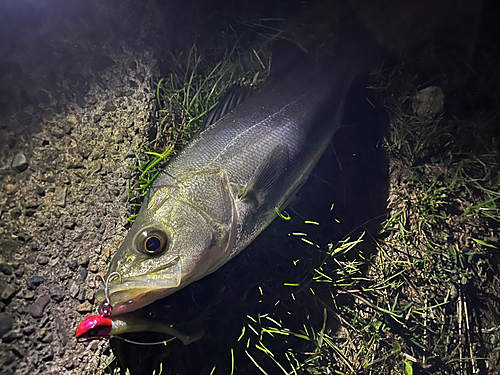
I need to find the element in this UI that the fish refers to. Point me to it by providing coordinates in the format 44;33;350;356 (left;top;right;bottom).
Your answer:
82;39;374;331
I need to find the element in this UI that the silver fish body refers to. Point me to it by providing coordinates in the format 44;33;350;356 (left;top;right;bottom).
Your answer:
98;49;363;316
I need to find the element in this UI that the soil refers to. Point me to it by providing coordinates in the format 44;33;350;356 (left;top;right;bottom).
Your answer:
0;0;498;374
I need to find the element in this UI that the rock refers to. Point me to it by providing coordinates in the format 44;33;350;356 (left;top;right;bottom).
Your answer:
76;301;93;313
78;256;89;267
0;263;13;275
69;283;79;298
77;289;86;303
41;332;53;343
50;127;65;138
22;325;36;335
41;346;54;361
11;151;28;172
89;264;99;273
67;260;78;271
103;101;116;112
27;275;44;290
2;284;17;300
55;186;67;207
93;114;101;123
2;330;21;343
36;254;49;265
412;86;445;118
46;176;55;183
80;268;88;282
0;313;14;337
93;219;101;228
23;291;35;299
36;186;46;196
29;295;50;318
49;285;64;302
5;184;17;195
30;243;39;251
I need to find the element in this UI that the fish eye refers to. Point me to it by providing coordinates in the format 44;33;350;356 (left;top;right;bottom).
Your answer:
138;229;169;255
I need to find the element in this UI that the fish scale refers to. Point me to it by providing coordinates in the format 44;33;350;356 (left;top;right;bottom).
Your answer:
92;43;366;319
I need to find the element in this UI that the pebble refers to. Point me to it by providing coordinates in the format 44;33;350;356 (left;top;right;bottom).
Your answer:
2;284;17;300
64;221;76;230
27;275;44;290
36;254;49;265
46;176;55;183
49;285;64;302
36;186;46;197
29;295;51;318
76;301;93;313
67;259;78;271
94;219;101;228
30;243;39;251
23;291;35;299
77;289;86;303
2;330;21;343
22;325;36;335
0;313;14;337
80;268;88;282
0;263;13;275
5;184;17;195
55;186;67;207
78;256;89;267
93;115;101;123
69;283;79;298
12;151;28;172
89;264;99;273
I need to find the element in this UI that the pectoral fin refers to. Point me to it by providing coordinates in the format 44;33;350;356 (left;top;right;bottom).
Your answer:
238;144;289;209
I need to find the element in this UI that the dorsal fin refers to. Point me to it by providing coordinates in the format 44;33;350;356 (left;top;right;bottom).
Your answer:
200;85;253;131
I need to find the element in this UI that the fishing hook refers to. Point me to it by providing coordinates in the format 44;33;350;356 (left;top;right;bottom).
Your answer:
94;272;122;317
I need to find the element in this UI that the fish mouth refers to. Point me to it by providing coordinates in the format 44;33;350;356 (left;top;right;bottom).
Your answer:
96;258;183;316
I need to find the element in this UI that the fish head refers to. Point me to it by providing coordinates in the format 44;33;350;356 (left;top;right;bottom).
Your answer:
96;169;237;316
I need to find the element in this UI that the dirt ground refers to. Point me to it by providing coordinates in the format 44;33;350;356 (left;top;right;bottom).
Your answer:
0;0;498;374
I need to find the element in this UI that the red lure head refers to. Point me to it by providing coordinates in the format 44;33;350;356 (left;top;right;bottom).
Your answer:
76;315;112;341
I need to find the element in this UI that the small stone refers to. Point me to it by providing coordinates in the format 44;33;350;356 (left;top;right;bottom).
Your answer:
93;115;101;123
93;219;101;228
69;283;79;298
80;268;88;282
46;176;55;183
50;127;65;138
41;332;53;343
41;346;54;361
412;86;445;118
36;186;46;196
49;285;64;302
24;291;35;299
12;151;28;172
2;284;17;300
36;254;49;265
103;101;116;112
63;124;73;134
29;295;51;318
27;275;44;290
0;313;14;337
22;325;36;335
89;264;98;273
76;301;93;313
56;186;67;207
77;288;86;303
78;256;89;267
0;263;13;275
5;184;17;195
14;265;24;277
2;330;21;343
30;243;39;251
67;260;78;271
